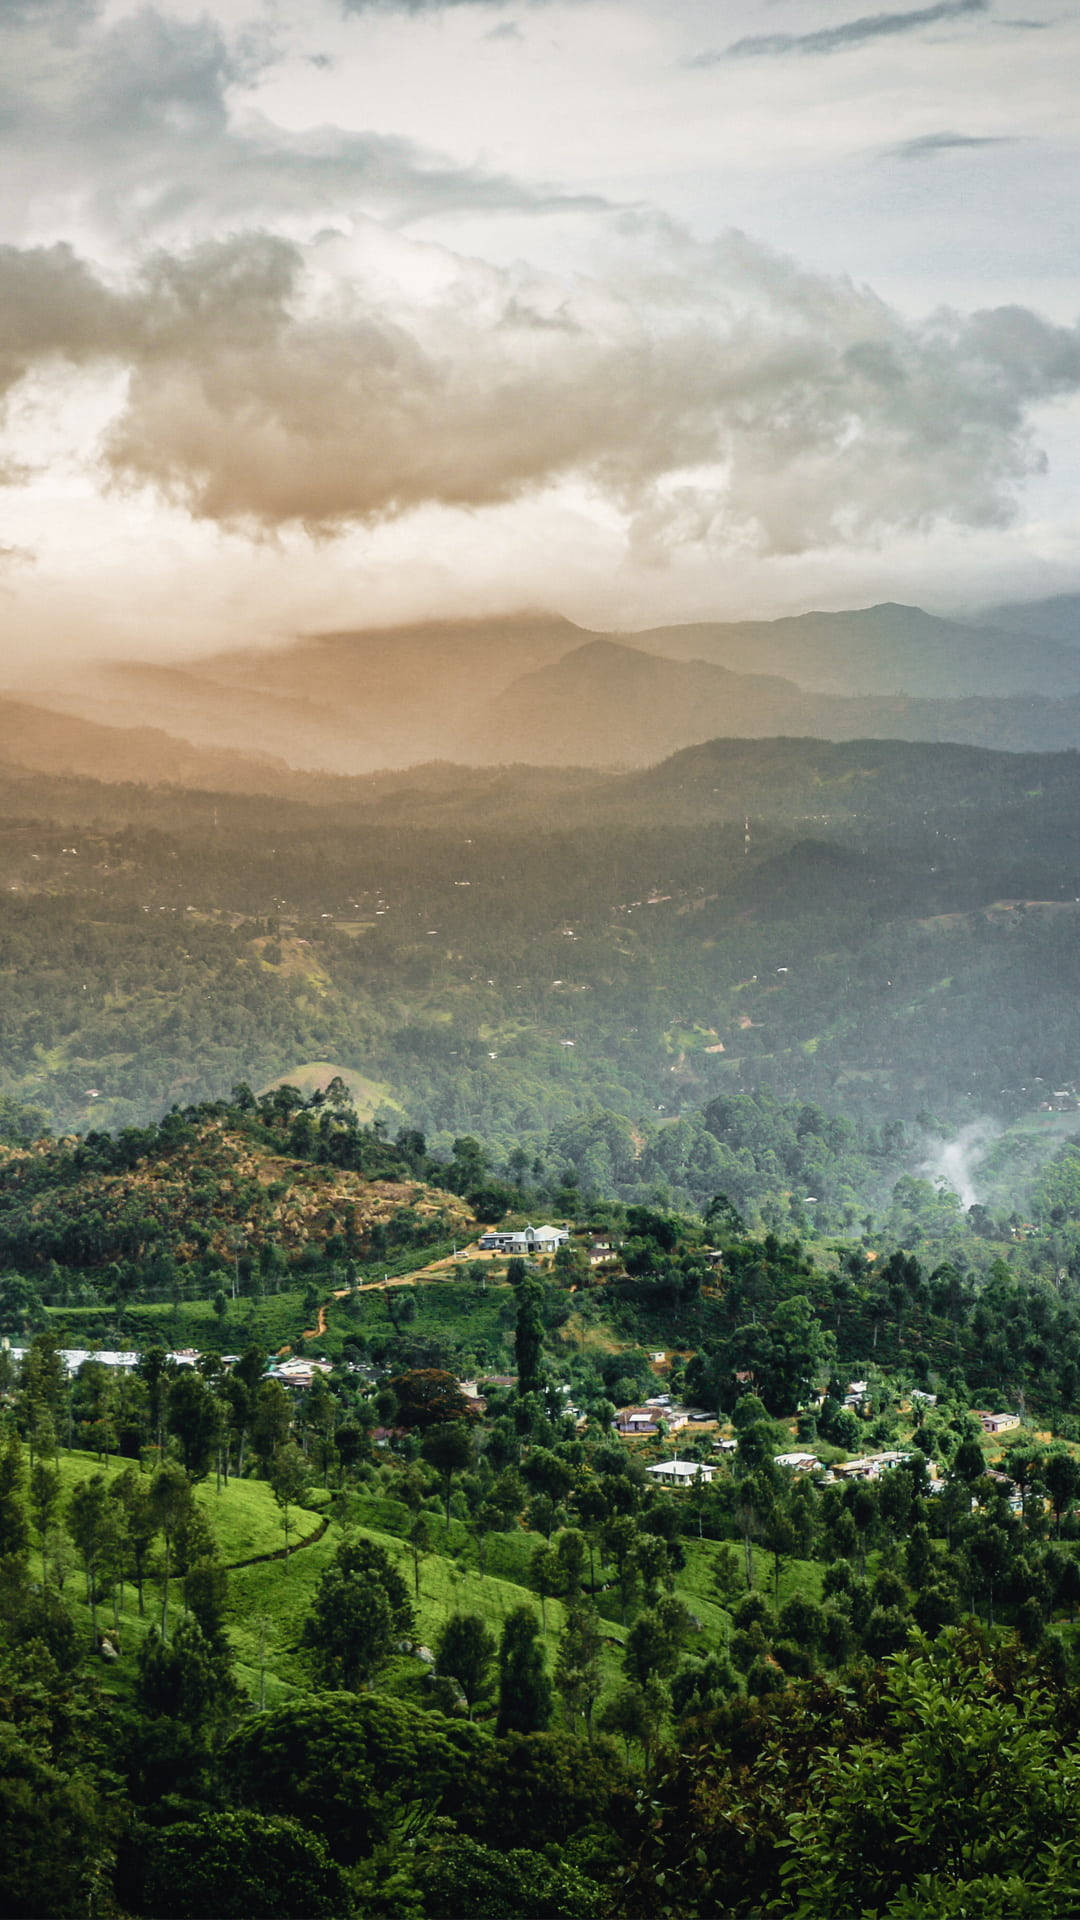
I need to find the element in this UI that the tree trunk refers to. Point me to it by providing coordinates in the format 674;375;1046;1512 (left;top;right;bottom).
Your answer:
743;1530;754;1590
161;1534;171;1643
86;1554;98;1648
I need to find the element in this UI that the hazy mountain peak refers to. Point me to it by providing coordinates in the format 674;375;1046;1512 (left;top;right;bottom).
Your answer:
11;597;1080;783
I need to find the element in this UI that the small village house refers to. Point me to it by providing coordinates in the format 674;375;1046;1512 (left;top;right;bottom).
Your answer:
646;1458;715;1487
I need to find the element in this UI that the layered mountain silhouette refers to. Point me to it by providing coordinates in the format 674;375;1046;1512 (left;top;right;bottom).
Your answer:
469;637;1080;766
624;601;1080;698
977;593;1080;649
12;599;1080;783
35;615;581;775
0;697;298;793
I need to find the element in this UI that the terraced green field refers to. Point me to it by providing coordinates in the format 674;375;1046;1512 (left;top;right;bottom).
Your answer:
35;1439;838;1740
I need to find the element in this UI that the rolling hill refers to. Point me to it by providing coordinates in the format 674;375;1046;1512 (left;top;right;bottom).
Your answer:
0;695;300;794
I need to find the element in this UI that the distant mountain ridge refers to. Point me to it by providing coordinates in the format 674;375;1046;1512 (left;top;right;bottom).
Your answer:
0;696;300;793
472;637;1080;766
626;601;1080;699
13;596;1080;782
976;593;1080;648
33;614;581;775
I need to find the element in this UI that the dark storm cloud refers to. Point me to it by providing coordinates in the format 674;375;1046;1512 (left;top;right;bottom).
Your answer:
890;129;1021;156
700;0;988;62
3;226;1080;555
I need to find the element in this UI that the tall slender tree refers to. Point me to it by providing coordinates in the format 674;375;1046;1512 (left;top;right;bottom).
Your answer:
496;1604;552;1735
66;1474;110;1649
514;1278;546;1397
149;1462;195;1643
435;1613;496;1721
555;1605;604;1740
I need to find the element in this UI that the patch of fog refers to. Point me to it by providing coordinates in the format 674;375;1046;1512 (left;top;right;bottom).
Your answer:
919;1120;1002;1210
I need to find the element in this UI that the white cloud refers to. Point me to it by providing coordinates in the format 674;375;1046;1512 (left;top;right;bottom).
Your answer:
1;220;1073;556
1;0;1079;653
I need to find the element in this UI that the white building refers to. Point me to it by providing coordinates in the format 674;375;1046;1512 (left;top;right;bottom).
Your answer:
477;1223;570;1254
833;1450;913;1481
55;1349;140;1377
646;1458;715;1487
974;1410;1021;1435
268;1357;333;1390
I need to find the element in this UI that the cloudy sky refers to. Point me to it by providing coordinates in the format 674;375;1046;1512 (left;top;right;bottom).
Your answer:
2;0;1079;670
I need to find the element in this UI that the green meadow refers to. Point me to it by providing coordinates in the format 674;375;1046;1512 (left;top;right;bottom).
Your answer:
33;1444;817;1727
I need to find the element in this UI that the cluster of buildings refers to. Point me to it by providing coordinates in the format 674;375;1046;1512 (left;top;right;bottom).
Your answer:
613;1396;714;1437
3;1343;208;1377
266;1356;333;1391
621;1368;1029;1505
3;1340;335;1394
1039;1087;1079;1112
772;1447;918;1483
476;1224;636;1272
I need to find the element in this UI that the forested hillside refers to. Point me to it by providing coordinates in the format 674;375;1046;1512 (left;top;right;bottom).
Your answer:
2;739;1080;1189
6;1088;1080;1914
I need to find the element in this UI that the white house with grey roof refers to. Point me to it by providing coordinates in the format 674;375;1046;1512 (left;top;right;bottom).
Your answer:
646;1458;715;1486
477;1224;570;1254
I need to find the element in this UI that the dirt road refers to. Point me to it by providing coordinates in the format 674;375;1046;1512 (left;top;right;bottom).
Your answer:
279;1243;498;1351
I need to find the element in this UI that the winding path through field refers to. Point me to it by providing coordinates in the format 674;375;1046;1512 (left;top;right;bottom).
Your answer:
279;1243;495;1353
224;1511;330;1570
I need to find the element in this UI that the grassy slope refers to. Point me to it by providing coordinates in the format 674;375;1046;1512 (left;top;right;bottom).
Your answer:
34;1450;327;1702
257;1062;402;1123
42;1242;479;1359
44;1291;313;1354
323;1273;516;1362
40;1444;810;1727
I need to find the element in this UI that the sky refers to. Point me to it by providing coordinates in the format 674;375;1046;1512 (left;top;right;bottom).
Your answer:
2;0;1079;672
